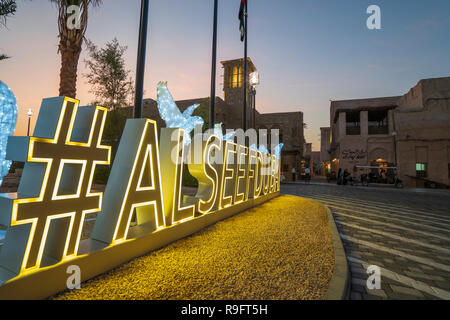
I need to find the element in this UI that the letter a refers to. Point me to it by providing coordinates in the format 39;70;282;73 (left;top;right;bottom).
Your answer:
91;119;165;244
366;5;381;30
366;265;381;290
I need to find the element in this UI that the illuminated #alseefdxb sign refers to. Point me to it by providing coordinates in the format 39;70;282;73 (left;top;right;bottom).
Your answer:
0;91;280;299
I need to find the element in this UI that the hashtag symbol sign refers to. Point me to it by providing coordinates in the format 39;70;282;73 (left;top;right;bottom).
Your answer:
0;97;110;274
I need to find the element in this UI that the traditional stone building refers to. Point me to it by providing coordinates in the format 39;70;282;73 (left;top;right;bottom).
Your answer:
139;58;304;181
329;77;450;188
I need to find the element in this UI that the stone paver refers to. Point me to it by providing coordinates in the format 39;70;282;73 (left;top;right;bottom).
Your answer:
282;180;450;300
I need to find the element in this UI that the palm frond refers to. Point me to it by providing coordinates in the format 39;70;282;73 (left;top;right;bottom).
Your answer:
0;0;17;27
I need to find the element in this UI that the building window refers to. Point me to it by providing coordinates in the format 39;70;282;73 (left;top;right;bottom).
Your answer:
232;66;239;88
368;110;389;135
238;66;243;87
448;163;450;179
416;163;427;178
226;66;233;88
346;111;360;135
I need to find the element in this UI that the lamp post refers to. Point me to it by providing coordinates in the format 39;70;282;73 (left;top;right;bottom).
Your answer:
133;0;150;119
249;71;259;129
392;131;398;167
241;0;249;131
209;0;218;129
27;108;33;136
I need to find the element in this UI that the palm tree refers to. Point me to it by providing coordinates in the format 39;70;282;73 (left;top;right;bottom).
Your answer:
50;0;102;98
0;0;16;27
1;0;16;60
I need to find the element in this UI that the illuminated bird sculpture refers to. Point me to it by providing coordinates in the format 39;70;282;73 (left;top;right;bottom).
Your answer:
213;123;235;142
274;143;284;159
250;143;284;159
156;81;204;146
0;81;18;185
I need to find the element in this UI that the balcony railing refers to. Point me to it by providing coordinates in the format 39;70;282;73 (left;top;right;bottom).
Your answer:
368;126;388;135
346;126;361;135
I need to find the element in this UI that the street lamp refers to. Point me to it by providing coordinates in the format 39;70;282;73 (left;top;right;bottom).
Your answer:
392;131;398;167
249;71;259;129
27;108;33;136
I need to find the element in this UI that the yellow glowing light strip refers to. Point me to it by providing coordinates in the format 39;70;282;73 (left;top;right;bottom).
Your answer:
112;121;149;243
136;145;156;191
51;159;87;200
11;98;71;272
9;97;112;272
73;107;111;256
152;120;166;229
234;145;248;205
197;134;221;214
112;119;165;243
173;129;195;225
246;149;256;200
219;141;237;209
262;153;271;195
253;150;263;199
270;155;278;193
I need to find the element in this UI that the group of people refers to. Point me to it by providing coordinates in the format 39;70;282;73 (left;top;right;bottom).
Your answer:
336;168;352;185
290;167;311;182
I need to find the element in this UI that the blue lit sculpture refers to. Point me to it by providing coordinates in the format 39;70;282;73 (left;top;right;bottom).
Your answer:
213;123;235;142
156;82;204;146
0;81;18;186
250;143;284;159
274;143;284;159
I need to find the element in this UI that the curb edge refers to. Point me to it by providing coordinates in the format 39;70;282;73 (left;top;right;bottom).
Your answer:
323;206;350;300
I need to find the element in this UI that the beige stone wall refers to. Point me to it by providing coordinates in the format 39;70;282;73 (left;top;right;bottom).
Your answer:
329;77;450;188
394;77;450;187
257;112;304;181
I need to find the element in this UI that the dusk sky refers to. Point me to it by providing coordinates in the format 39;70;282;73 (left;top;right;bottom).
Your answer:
1;0;450;150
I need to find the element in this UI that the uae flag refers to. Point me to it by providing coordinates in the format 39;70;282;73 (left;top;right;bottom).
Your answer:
239;0;246;41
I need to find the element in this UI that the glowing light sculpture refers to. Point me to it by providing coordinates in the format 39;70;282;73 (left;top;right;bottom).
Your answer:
0;81;18;185
213;123;235;142
274;143;284;159
156;82;204;146
258;145;270;155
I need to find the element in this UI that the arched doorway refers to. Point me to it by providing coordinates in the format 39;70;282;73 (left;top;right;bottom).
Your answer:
368;148;395;182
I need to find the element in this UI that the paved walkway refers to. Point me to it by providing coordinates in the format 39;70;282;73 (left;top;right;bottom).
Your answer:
282;182;450;300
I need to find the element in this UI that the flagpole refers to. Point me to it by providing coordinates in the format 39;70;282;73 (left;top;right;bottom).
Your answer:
209;0;218;129
242;0;248;131
134;0;150;119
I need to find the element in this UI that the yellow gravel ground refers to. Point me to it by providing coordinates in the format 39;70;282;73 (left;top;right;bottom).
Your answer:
53;195;334;300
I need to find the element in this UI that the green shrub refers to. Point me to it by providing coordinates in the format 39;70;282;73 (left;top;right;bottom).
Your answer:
94;165;111;185
182;166;198;188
